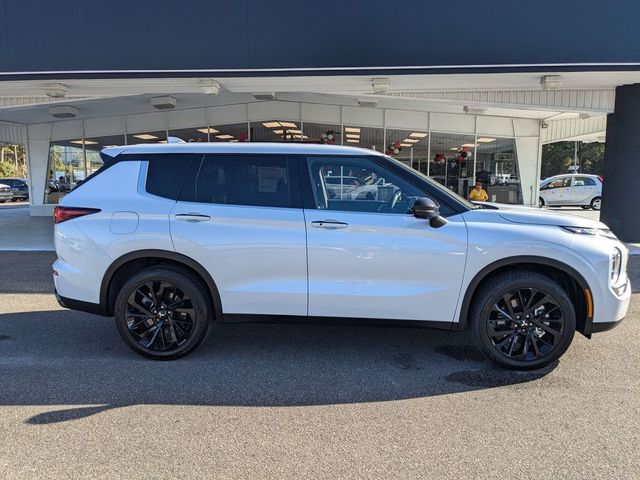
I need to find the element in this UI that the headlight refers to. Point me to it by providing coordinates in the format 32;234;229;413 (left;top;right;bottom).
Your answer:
611;248;622;284
560;226;618;240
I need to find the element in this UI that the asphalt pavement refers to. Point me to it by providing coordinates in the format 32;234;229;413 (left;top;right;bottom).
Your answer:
0;252;638;479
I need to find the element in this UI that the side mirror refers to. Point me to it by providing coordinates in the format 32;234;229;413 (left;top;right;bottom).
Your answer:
412;197;448;228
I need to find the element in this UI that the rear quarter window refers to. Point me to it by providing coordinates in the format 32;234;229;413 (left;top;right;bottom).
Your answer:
145;154;200;200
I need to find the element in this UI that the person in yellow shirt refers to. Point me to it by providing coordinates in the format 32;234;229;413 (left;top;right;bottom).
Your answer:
468;181;489;202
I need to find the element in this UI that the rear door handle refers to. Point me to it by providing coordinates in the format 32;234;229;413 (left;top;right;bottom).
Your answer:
174;213;211;222
311;220;348;229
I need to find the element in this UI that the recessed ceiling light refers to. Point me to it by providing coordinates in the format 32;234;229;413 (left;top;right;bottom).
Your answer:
133;134;159;140
287;129;302;134
400;143;413;147
197;128;220;134
346;133;360;139
216;134;234;140
450;148;458;151
403;138;419;143
477;137;496;143
158;140;168;144
346;139;359;143
279;121;298;128
345;127;361;133
409;132;428;139
70;139;98;145
461;143;476;148
263;122;281;128
103;144;118;148
273;129;284;134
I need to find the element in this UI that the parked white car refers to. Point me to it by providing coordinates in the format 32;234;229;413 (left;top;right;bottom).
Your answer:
539;174;603;210
53;143;630;370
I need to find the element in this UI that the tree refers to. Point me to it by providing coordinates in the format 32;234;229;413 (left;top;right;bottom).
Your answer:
541;141;604;179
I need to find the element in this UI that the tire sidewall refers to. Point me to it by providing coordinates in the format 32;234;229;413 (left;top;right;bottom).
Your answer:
471;273;576;370
114;267;211;360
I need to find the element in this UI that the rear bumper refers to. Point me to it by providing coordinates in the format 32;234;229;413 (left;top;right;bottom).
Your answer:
55;289;110;316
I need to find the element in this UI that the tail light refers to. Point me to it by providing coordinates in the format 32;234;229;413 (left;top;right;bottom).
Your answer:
598;176;604;182
53;206;101;224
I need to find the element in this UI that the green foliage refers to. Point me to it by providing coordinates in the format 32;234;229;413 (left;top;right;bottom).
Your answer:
0;144;27;178
541;141;605;179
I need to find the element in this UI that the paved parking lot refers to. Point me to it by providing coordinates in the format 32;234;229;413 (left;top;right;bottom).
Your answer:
0;252;638;479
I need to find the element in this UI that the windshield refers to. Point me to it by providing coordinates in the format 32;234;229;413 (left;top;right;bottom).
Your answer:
383;154;477;210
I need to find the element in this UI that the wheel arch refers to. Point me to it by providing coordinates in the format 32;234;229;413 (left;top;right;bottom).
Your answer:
100;249;223;321
456;256;593;335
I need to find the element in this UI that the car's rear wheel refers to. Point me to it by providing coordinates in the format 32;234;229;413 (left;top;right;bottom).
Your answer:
114;266;212;360
591;197;602;210
469;271;576;370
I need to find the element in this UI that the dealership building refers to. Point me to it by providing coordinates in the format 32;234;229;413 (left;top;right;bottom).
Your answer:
1;0;639;240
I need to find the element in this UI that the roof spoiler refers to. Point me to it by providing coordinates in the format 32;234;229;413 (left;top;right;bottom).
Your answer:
100;146;129;165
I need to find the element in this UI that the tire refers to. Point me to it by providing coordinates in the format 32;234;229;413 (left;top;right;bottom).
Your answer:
538;197;544;208
114;266;212;360
469;270;576;370
590;197;601;210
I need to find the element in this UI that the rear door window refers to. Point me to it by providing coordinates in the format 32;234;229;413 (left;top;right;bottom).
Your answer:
179;154;299;208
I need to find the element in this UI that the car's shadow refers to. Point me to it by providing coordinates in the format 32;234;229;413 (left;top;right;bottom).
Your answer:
0;309;556;425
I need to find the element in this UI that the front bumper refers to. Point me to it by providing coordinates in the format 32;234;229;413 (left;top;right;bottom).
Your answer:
587;277;631;335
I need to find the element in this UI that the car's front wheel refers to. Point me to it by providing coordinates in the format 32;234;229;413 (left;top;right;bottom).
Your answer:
469;271;576;370
114;266;212;360
591;197;602;210
538;197;544;208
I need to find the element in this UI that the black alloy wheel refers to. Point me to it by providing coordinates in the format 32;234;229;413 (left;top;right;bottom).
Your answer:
470;271;576;370
114;267;211;360
487;288;564;362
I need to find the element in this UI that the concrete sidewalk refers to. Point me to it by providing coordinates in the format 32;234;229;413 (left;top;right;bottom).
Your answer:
0;206;54;251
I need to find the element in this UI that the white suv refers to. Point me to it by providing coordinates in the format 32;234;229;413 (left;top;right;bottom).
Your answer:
53;143;631;370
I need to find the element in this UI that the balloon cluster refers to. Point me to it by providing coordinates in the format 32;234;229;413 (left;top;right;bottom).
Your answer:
321;130;337;144
456;147;473;162
386;140;402;155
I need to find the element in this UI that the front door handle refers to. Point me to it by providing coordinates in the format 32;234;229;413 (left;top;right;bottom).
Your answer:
311;220;348;229
175;213;211;222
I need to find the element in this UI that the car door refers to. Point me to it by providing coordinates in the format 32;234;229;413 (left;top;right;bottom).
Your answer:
169;153;307;316
571;176;598;205
301;154;468;324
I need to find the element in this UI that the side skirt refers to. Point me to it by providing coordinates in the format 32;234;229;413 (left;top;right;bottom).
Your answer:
222;314;454;331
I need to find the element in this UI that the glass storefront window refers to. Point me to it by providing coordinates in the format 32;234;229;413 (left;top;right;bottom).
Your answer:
209;123;249;142
342;126;384;152
429;133;476;198
45;140;85;204
250;121;303;142
476;137;521;204
126;130;167;145
384;128;429;170
302;123;341;145
84;134;126;176
168;127;209;143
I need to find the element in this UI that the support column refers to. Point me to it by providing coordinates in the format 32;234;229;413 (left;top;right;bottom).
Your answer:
26;123;52;216
601;84;640;242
